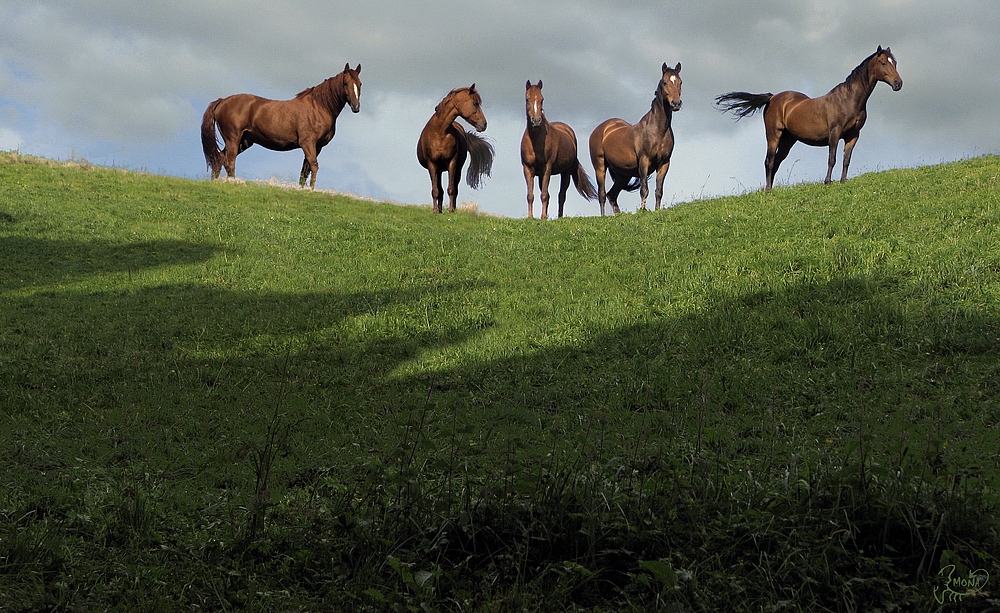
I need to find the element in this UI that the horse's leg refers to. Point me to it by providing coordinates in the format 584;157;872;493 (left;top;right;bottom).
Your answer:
447;159;462;213
637;157;651;211
426;162;443;213
299;157;311;188
840;134;859;183
592;156;607;216
223;136;240;178
824;132;841;185
523;164;536;218
654;161;670;211
556;171;572;219
766;132;795;190
539;167;553;220
607;178;624;216
301;142;320;189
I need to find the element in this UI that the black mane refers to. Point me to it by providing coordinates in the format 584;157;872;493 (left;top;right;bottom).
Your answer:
831;50;881;94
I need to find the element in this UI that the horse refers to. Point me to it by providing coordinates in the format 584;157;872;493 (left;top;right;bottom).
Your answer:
416;85;495;213
589;62;682;215
201;63;362;189
714;46;902;190
521;80;597;219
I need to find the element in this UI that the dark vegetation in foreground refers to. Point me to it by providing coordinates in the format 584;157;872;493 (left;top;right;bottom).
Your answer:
1;152;999;611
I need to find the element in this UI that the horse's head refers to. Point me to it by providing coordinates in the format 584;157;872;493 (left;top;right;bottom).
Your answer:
525;80;544;128
872;46;902;92
456;84;488;132
343;63;362;113
659;62;683;112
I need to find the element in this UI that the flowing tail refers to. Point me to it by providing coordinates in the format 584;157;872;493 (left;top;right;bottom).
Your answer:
464;131;495;190
573;161;598;201
714;91;774;120
201;100;224;178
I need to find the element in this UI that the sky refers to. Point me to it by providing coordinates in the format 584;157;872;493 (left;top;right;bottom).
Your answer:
1;1;998;218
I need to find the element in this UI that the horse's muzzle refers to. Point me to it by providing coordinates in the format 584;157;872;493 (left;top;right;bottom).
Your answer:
670;100;683;112
890;79;902;92
351;104;361;113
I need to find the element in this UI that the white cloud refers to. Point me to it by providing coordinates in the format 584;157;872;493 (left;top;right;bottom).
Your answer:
0;127;23;151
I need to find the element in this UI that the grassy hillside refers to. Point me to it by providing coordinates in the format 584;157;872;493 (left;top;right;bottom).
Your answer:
2;151;999;611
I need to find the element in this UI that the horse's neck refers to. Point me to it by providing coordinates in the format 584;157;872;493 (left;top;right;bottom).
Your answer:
433;98;462;129
641;96;672;133
316;78;347;116
831;64;878;112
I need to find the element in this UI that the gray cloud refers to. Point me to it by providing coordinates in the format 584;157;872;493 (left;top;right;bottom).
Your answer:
1;0;997;216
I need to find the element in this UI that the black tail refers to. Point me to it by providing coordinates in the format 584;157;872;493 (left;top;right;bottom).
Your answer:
465;131;494;190
573;161;598;201
714;91;773;120
610;169;642;192
201;99;224;178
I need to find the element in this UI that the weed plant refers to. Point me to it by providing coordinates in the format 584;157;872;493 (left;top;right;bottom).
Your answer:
1;152;999;611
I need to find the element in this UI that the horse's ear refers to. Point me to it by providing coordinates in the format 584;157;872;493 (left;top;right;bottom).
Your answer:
356;64;361;74
662;62;668;74
877;45;884;54
470;83;477;94
345;62;351;72
674;62;681;73
537;80;543;89
526;80;531;90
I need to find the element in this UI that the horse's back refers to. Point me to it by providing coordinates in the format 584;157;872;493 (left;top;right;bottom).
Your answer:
212;93;269;130
768;91;837;144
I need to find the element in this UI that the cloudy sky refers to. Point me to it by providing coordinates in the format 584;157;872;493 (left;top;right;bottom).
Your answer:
1;1;997;217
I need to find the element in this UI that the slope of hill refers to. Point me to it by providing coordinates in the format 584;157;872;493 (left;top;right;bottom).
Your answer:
2;151;998;610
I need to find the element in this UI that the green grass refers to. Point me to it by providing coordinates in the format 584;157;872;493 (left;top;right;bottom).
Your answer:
2;151;999;611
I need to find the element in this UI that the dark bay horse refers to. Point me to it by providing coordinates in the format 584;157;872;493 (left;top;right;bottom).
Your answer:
521;80;597;219
589;63;682;215
715;46;902;190
416;85;495;213
201;63;362;189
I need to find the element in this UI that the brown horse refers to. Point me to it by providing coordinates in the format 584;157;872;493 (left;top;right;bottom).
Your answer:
417;85;495;213
715;46;902;190
521;80;597;219
201;63;362;189
589;63;682;215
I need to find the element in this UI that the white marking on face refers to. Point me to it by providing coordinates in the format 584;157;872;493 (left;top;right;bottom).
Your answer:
353;83;360;100
669;75;678;84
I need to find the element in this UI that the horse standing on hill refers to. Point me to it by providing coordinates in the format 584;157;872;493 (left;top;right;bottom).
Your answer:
521;81;597;219
589;62;683;215
201;63;362;189
714;46;902;190
417;85;495;213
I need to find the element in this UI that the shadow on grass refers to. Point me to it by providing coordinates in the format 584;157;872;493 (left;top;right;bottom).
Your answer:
3;263;1000;611
0;236;221;291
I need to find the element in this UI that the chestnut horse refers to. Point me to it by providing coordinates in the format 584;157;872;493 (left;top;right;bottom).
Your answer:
417;85;495;213
201;63;362;189
715;46;902;190
589;63;682;215
521;80;597;219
